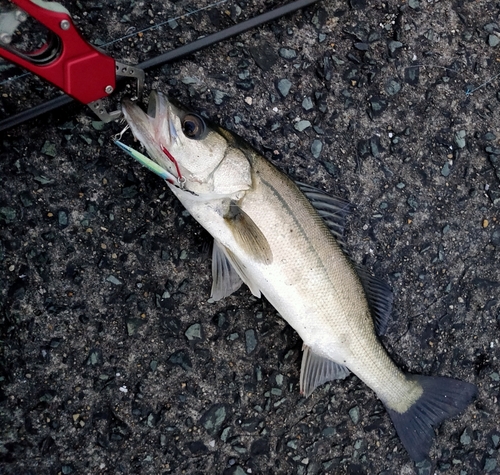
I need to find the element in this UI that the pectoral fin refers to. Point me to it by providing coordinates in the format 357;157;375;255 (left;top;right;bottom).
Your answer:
211;240;261;299
300;345;350;397
224;201;272;265
210;240;244;301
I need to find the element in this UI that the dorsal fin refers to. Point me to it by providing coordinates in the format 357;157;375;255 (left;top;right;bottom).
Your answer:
296;181;350;248
297;182;393;335
355;265;393;336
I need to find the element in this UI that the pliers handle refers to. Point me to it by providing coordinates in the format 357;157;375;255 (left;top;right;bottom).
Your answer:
0;0;144;121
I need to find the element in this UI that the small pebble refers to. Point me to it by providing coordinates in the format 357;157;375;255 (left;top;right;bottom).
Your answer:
106;275;122;285
276;78;292;97
279;48;297;59
405;65;420;85
441;162;451;177
488;34;500;47
454;130;466;148
311;139;323;158
245;329;257;354
302;97;314;111
484;458;497;472
41;141;57;157
416;458;432;475
349;406;360;424
388;40;403;54
200;404;227;435
91;121;105;131
294;120;311;132
185;323;202;341
354;42;369;51
58;210;68;228
491;229;500;246
385;79;401;96
213;90;230;105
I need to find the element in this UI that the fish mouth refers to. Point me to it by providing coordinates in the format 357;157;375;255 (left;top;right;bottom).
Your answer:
116;92;186;188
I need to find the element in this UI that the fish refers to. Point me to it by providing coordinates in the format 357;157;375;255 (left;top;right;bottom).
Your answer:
117;91;477;462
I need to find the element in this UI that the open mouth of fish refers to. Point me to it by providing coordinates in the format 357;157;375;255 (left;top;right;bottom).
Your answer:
114;92;190;189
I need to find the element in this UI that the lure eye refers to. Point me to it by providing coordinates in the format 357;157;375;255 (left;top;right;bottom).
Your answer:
181;114;206;140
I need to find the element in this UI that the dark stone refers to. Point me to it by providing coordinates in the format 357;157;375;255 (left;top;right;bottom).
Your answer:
19;190;34;207
486;146;500;155
349;0;366;9
236;79;254;91
213;90;231;105
491;229;500;247
318;55;333;81
168;350;192;371
405;65;420;85
0;206;17;224
388;40;403;55
357;139;371;158
240;417;262;432
248;42;278;71
369;135;384;157
368;96;388;118
385;79;401;96
86;348;103;366
354;42;369;51
251;437;270;455
245;329;257;354
121;185;138;198
223;467;247;475
58;210;69;228
125;317;145;336
186;440;208;454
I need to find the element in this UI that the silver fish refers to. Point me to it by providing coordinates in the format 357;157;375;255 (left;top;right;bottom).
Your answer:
117;91;476;461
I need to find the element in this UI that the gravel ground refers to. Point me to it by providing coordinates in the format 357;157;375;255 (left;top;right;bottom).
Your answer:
1;0;500;474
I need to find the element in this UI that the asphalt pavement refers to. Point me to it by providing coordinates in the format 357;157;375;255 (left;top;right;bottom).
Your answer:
1;1;499;474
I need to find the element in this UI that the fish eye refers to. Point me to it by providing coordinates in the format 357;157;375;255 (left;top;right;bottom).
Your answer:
181;114;206;140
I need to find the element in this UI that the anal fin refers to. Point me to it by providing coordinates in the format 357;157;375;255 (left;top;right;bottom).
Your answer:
300;344;350;397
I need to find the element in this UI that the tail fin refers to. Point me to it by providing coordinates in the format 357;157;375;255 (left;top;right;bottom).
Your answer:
385;375;477;462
